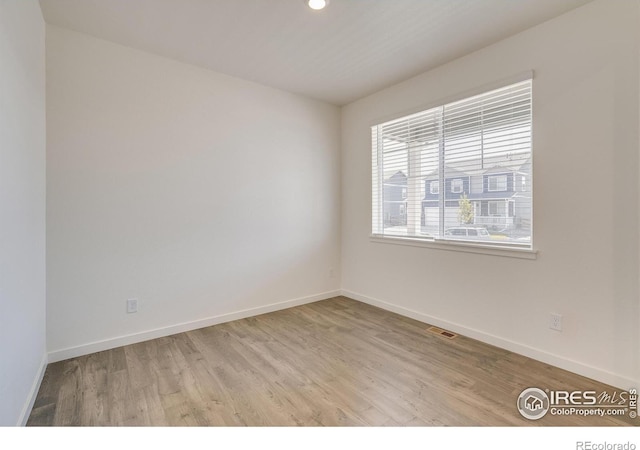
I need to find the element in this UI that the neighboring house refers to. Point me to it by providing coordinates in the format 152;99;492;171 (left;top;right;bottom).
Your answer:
383;170;407;226
422;161;531;234
471;164;531;232
422;167;471;232
382;160;531;235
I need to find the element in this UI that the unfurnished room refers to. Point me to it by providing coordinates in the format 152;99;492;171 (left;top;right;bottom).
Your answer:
1;0;639;444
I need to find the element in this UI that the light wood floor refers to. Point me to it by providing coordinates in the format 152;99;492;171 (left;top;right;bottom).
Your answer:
28;296;636;426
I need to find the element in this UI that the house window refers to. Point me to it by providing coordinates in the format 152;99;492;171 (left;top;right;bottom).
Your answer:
488;175;508;192
451;179;463;194
399;204;406;216
402;188;407;199
371;78;532;249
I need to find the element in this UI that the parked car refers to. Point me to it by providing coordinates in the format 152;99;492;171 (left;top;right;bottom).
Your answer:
444;226;490;240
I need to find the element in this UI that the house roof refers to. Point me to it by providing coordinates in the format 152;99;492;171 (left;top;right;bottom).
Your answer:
424;166;469;180
425;161;529;179
384;159;530;185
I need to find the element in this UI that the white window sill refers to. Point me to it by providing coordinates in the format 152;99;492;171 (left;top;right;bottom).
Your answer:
370;235;537;260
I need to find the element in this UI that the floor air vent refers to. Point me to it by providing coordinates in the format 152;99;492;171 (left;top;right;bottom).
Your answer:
427;326;458;339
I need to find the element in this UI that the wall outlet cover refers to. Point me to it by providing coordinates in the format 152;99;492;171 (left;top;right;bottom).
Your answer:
127;298;138;314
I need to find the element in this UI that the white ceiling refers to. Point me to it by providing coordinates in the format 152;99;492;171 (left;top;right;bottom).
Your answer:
39;0;593;105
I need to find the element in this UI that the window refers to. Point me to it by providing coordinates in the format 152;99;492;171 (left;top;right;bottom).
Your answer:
488;201;501;216
451;179;463;194
402;188;407;199
371;78;532;249
488;175;508;192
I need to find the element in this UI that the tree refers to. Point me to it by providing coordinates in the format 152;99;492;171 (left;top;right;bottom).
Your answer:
458;192;474;224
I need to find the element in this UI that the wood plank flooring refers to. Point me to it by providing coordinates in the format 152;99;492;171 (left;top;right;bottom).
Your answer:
27;296;637;426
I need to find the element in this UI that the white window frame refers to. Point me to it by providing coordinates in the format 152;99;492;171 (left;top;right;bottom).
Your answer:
488;175;508;192
451;179;463;194
370;76;535;257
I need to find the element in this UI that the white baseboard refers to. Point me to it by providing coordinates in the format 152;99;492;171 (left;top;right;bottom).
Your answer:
17;352;48;426
48;290;341;363
45;288;638;391
341;289;639;390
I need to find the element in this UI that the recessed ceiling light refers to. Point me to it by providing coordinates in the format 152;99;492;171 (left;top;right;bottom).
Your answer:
307;0;329;10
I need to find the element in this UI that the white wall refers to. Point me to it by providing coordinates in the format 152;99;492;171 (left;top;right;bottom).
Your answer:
341;0;639;388
0;1;47;426
46;26;341;358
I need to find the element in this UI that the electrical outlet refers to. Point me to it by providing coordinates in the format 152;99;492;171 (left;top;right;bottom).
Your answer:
329;267;334;278
550;313;562;331
127;298;138;314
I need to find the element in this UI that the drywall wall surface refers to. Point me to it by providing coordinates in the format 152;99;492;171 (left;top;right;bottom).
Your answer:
0;1;47;425
341;0;639;388
46;26;341;354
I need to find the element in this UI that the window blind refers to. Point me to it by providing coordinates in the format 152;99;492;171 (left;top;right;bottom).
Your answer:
372;79;532;249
